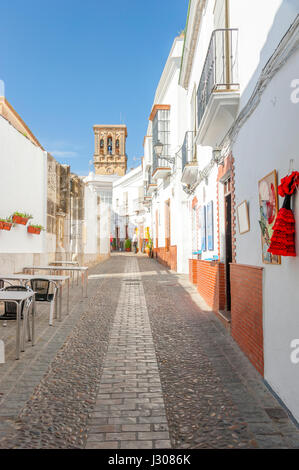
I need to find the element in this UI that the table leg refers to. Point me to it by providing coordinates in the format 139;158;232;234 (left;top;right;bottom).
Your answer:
59;284;62;321
32;297;35;346
85;270;88;298
81;271;84;298
21;302;26;352
55;290;58;319
16;302;20;360
67;278;70;315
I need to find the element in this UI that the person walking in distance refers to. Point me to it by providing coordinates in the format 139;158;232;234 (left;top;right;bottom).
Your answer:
132;232;138;254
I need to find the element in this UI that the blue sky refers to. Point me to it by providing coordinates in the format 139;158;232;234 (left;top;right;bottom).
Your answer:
0;0;188;174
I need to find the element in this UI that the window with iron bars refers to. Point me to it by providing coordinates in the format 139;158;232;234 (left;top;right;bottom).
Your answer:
152;109;170;172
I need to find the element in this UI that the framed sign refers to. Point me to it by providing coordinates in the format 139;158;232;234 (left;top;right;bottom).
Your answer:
207;201;214;251
237;200;250;234
201;206;206;252
258;170;281;265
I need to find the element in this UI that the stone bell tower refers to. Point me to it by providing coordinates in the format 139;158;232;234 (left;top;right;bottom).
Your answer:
93;124;127;176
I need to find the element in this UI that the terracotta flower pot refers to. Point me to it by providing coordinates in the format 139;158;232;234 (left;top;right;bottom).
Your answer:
13;215;29;225
3;222;12;231
125;248;131;252
28;226;41;234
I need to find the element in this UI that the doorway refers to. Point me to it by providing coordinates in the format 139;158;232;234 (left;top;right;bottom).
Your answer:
225;189;232;311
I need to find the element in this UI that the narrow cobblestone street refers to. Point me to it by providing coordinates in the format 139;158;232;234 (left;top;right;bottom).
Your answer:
0;254;299;449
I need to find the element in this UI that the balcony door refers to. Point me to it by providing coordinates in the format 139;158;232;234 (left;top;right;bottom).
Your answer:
214;0;229;29
214;0;230;86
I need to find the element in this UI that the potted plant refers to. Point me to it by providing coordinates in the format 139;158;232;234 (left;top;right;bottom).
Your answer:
145;236;153;257
112;238;116;251
0;217;13;231
125;239;132;252
27;224;44;235
12;212;33;225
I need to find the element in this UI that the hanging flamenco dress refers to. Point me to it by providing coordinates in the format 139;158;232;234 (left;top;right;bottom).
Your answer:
267;171;299;257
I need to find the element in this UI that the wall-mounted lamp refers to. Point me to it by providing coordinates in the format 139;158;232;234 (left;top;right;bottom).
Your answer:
154;140;175;165
212;148;224;167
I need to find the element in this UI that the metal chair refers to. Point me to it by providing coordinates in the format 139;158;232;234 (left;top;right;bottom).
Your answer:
0;285;33;345
27;279;58;326
0;279;13;290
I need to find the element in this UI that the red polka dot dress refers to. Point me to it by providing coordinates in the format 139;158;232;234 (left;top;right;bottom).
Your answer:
268;171;299;257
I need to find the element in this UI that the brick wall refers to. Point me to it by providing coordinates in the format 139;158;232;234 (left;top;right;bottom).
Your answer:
230;263;264;376
154;246;177;271
195;260;226;311
189;259;198;284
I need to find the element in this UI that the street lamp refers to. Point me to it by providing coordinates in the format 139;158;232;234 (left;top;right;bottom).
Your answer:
212;148;224;166
154;140;175;165
154;140;164;157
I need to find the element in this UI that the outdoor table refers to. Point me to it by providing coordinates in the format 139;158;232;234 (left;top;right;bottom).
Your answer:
0;274;70;320
23;266;88;298
49;261;79;285
49;261;79;265
0;290;36;360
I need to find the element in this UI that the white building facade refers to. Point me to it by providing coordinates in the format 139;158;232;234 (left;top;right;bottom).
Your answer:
142;0;299;422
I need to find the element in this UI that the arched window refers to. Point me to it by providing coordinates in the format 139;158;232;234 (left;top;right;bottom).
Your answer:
116;139;120;154
100;138;104;154
107;136;113;155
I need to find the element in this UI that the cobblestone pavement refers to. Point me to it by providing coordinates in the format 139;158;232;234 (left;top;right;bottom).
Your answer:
138;256;299;449
86;257;170;449
0;256;124;448
0;254;299;448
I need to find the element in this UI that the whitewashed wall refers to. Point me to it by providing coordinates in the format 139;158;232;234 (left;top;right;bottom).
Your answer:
83;183;99;256
233;47;299;422
230;0;298;110
0;115;47;268
112;166;144;242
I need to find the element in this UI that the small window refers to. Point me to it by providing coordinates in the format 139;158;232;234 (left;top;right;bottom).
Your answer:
100;139;104;154
107;137;113;155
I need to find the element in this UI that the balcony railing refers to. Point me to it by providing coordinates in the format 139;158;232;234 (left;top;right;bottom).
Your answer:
181;131;196;173
133;198;145;213
152;150;172;175
118;203;128;216
197;28;239;128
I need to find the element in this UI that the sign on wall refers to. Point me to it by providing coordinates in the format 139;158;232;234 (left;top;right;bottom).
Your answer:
237;200;250;234
201;206;206;252
207;201;214;251
258;170;281;265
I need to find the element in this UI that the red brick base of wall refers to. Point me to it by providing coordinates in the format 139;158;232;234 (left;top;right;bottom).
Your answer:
230;263;264;376
189;259;198;284
154;246;177;271
190;260;225;311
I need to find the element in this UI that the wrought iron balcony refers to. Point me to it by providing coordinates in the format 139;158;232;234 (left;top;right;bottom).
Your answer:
145;167;157;196
132;198;145;213
152;109;171;180
196;28;239;146
118;203;128;217
180;131;198;185
181;131;196;172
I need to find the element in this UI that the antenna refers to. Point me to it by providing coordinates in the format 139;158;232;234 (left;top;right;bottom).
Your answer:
0;79;5;97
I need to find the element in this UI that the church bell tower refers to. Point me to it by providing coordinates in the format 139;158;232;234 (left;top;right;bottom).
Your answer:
93;124;127;176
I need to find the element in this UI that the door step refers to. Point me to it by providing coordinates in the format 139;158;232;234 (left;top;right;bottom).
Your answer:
216;310;231;332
